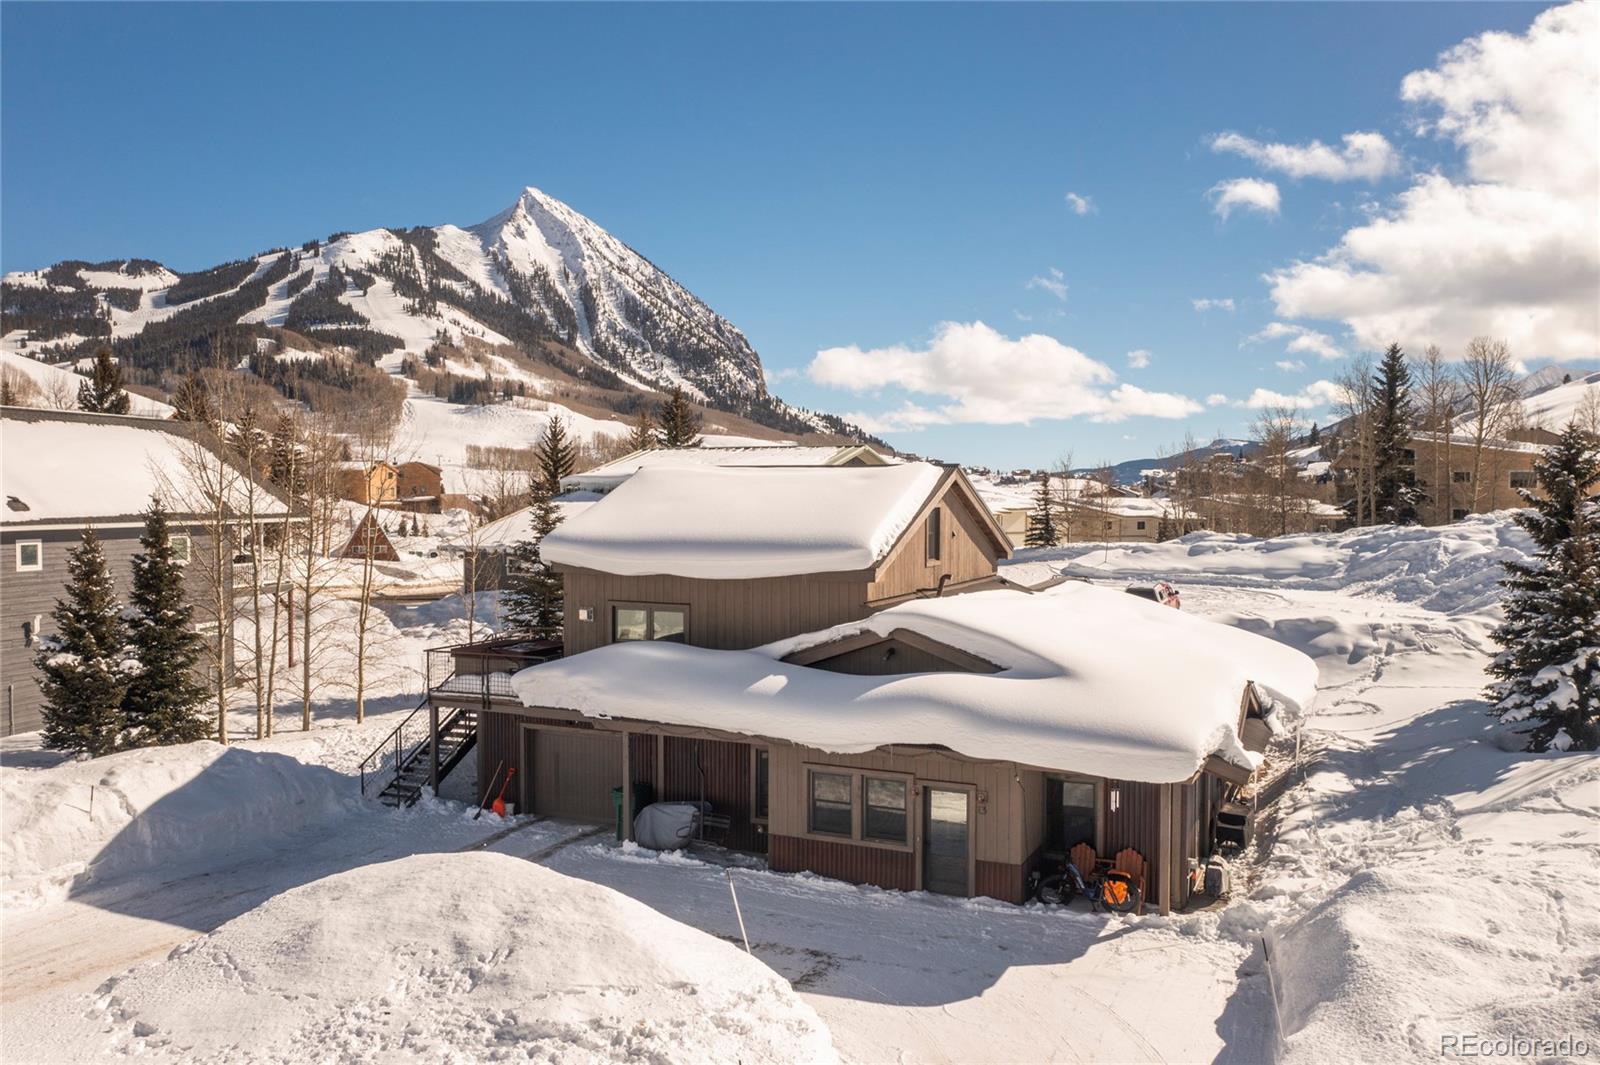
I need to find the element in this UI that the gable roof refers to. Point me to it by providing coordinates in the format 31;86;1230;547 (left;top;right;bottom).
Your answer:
463;494;602;551
511;581;1319;784
561;443;892;493
543;462;946;579
1;407;289;527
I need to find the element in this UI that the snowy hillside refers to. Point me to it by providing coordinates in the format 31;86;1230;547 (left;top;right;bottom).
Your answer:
0;188;866;442
1520;368;1600;429
0;347;173;416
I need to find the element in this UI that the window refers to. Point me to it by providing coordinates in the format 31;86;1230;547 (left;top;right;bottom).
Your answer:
1402;449;1417;464
1452;470;1472;483
1135;520;1147;531
809;771;853;836
1045;778;1097;853
1509;470;1536;489
1452;508;1469;521
169;534;191;565
753;748;770;821
925;506;942;562
863;777;908;843
611;604;686;643
15;540;41;572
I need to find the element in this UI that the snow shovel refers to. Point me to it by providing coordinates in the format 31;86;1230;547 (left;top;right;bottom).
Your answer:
491;767;517;819
474;760;505;821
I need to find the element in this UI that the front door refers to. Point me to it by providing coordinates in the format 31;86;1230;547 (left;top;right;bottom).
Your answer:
923;787;971;896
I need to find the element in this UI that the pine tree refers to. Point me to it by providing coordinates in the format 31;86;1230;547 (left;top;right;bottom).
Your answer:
1486;421;1600;751
536;416;577;494
501;479;565;639
171;373;215;425
36;529;134;756
1024;475;1059;547
267;411;303;495
123;499;211;746
1;377;16;406
77;349;132;415
625;407;656;453
1371;343;1419;524
655;385;703;448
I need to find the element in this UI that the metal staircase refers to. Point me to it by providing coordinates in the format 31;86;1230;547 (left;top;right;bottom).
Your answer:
359;703;479;807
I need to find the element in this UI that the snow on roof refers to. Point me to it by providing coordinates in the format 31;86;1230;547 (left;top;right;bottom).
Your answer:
512;582;1319;783
544;463;946;578
563;444;891;492
0;413;287;523
465;494;601;550
0;350;173;417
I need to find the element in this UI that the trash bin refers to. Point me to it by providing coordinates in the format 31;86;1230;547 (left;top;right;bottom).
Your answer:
612;786;625;841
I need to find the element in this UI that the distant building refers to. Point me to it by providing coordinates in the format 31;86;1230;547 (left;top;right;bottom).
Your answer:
334;461;399;507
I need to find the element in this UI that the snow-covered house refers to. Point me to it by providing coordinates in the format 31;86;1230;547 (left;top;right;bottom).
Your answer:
417;462;1316;913
0;407;291;736
560;442;892;496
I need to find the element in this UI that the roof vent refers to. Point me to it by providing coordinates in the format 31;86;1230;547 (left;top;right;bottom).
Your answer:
6;496;29;512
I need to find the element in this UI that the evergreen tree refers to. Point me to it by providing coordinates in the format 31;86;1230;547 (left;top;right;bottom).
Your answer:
501;479;565;639
171;373;215;425
267;411;304;495
1371;343;1419;524
1486;421;1600;751
1023;475;1059;547
123;499;211;746
1;377;17;406
77;348;131;414
1308;422;1320;445
625;407;656;453
655;385;702;448
36;529;134;756
535;416;577;494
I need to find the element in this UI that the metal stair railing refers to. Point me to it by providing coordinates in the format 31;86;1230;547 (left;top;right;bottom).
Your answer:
358;701;478;804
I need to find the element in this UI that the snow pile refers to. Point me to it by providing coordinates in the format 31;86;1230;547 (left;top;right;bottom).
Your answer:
1;742;351;912
1021;513;1534;615
514;582;1317;782
544;462;947;579
92;852;838;1063
564;443;888;493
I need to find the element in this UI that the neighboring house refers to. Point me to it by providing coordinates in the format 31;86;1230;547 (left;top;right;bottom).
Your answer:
0;407;290;736
335;461;399;506
395;461;446;513
1331;432;1551;523
337;512;401;562
561;443;891;496
993;495;1203;546
416;462;1315;914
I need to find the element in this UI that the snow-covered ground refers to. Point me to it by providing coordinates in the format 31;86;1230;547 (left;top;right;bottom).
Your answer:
2;516;1595;1063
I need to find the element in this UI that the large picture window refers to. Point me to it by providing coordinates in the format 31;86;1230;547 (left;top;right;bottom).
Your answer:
611;604;687;643
809;771;853;836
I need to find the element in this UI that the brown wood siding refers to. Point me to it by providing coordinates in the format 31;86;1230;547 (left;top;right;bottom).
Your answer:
806;637;973;676
1102;779;1166;906
475;709;523;806
660;736;764;853
974;860;1029;904
868;482;1001;603
770;833;916;892
628;732;658;794
562;569;871;655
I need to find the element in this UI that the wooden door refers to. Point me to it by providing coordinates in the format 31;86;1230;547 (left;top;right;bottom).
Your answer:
525;728;623;824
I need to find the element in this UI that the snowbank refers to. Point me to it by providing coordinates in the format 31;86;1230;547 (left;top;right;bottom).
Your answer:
514;583;1318;782
544;462;945;578
92;852;838;1063
1019;514;1534;615
1;742;351;912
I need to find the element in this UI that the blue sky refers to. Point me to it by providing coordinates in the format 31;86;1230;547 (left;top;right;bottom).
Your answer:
4;2;1595;467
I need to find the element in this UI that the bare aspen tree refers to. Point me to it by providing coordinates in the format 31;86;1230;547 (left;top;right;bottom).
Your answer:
228;404;273;739
1050;452;1075;542
1335;355;1377;527
1252;405;1303;537
1415;344;1462;524
296;419;344;731
1459;338;1521;513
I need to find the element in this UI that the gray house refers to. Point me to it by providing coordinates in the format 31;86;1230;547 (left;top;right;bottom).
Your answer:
0;407;289;737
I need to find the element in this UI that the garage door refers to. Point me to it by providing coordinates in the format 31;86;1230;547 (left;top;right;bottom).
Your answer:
524;728;623;824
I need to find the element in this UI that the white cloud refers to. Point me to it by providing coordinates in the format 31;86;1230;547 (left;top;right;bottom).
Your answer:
1210;130;1400;181
1266;2;1599;361
1208;177;1281;219
1126;349;1152;369
1238;379;1347;410
1206;393;1230;407
1064;191;1096;215
1247;321;1344;361
1192;297;1237;313
806;321;1202;430
1275;359;1306;372
1026;267;1068;301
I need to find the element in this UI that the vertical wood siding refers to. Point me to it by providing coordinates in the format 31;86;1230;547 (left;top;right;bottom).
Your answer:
1102;779;1167;908
974;860;1029;904
628;732;658;794
867;484;1002;602
770;834;916;892
660;735;763;852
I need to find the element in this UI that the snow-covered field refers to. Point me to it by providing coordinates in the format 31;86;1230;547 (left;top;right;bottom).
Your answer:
2;516;1595;1063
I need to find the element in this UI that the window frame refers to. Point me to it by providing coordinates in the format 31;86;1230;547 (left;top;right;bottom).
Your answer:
608;601;690;644
169;533;192;566
752;747;770;824
1452;470;1472;484
1508;470;1535;489
15;539;42;572
807;769;855;838
801;763;915;851
1043;773;1102;859
861;774;911;845
925;505;942;564
1135;520;1147;531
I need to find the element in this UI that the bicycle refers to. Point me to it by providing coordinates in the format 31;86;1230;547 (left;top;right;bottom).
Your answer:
1032;859;1142;913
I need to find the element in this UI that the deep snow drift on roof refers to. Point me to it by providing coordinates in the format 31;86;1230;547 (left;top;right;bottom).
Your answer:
542;462;946;579
512;582;1318;782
